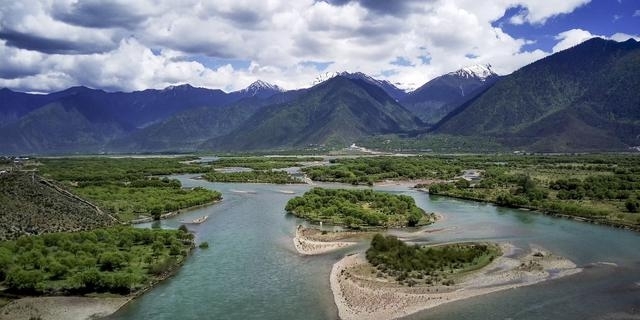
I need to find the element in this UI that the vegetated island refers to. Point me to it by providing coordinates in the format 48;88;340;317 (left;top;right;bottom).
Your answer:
0;227;195;320
286;188;437;255
202;170;304;184
210;156;324;170
331;234;582;320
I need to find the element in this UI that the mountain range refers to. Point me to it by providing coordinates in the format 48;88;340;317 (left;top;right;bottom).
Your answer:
432;37;640;152
0;37;638;154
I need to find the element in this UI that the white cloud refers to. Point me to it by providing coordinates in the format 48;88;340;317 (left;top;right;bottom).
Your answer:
508;0;591;24
553;29;640;53
0;0;622;93
553;29;599;53
634;10;640;17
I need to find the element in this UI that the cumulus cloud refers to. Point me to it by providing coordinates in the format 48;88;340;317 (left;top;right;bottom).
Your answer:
0;0;624;93
553;29;640;53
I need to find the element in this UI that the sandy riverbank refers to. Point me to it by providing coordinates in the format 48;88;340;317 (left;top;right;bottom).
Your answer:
0;296;130;320
293;226;364;255
330;243;582;320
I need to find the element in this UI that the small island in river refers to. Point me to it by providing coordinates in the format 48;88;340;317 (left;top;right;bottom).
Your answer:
331;235;582;320
286;187;437;229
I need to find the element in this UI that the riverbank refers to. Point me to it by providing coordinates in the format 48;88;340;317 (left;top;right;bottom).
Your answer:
330;243;582;320
0;296;130;320
130;199;220;224
293;226;367;255
420;188;640;233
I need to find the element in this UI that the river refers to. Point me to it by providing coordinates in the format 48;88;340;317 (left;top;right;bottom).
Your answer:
108;175;640;320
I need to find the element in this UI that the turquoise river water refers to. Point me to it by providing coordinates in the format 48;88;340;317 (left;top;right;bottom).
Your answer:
108;175;640;320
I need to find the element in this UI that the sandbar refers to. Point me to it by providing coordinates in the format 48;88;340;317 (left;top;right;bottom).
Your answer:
293;226;362;255
330;243;582;320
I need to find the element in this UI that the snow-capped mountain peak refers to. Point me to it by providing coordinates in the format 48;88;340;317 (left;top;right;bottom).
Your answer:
311;71;409;100
242;80;283;95
450;64;497;81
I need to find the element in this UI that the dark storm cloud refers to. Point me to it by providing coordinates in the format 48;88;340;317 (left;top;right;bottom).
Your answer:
51;1;147;29
0;66;39;80
221;9;264;29
0;29;115;54
320;0;423;16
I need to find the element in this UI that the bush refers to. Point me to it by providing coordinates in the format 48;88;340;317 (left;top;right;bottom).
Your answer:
626;199;639;213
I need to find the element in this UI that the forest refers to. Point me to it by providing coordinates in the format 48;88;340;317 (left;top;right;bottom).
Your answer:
302;156;464;185
210;156;323;170
365;234;500;286
203;170;303;184
32;157;221;222
285;187;434;228
0;227;194;295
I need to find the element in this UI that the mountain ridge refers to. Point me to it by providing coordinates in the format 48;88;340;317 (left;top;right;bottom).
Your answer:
432;37;640;151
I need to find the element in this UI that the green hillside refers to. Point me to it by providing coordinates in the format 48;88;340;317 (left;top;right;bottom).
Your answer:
204;76;423;151
433;38;640;152
0;171;117;240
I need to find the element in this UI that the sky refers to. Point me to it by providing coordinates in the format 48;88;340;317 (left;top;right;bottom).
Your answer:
0;0;638;93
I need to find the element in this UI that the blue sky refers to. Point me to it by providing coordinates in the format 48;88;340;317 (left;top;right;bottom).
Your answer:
0;0;637;93
495;0;640;52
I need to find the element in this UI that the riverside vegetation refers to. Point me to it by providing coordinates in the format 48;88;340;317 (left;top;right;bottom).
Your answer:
202;156;315;183
302;154;640;230
209;156;323;170
33;157;222;222
0;227;194;295
365;234;501;286
285;187;435;228
203;170;302;184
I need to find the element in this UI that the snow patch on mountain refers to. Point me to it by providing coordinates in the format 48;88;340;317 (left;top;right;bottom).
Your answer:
449;64;497;81
240;80;283;96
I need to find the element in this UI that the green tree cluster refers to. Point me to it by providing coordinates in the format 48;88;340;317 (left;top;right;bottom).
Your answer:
366;234;499;285
285;188;433;228
203;170;302;184
211;157;322;170
0;227;194;295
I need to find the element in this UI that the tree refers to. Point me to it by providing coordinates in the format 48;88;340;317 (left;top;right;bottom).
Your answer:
98;251;126;271
625;199;639;213
0;247;12;280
